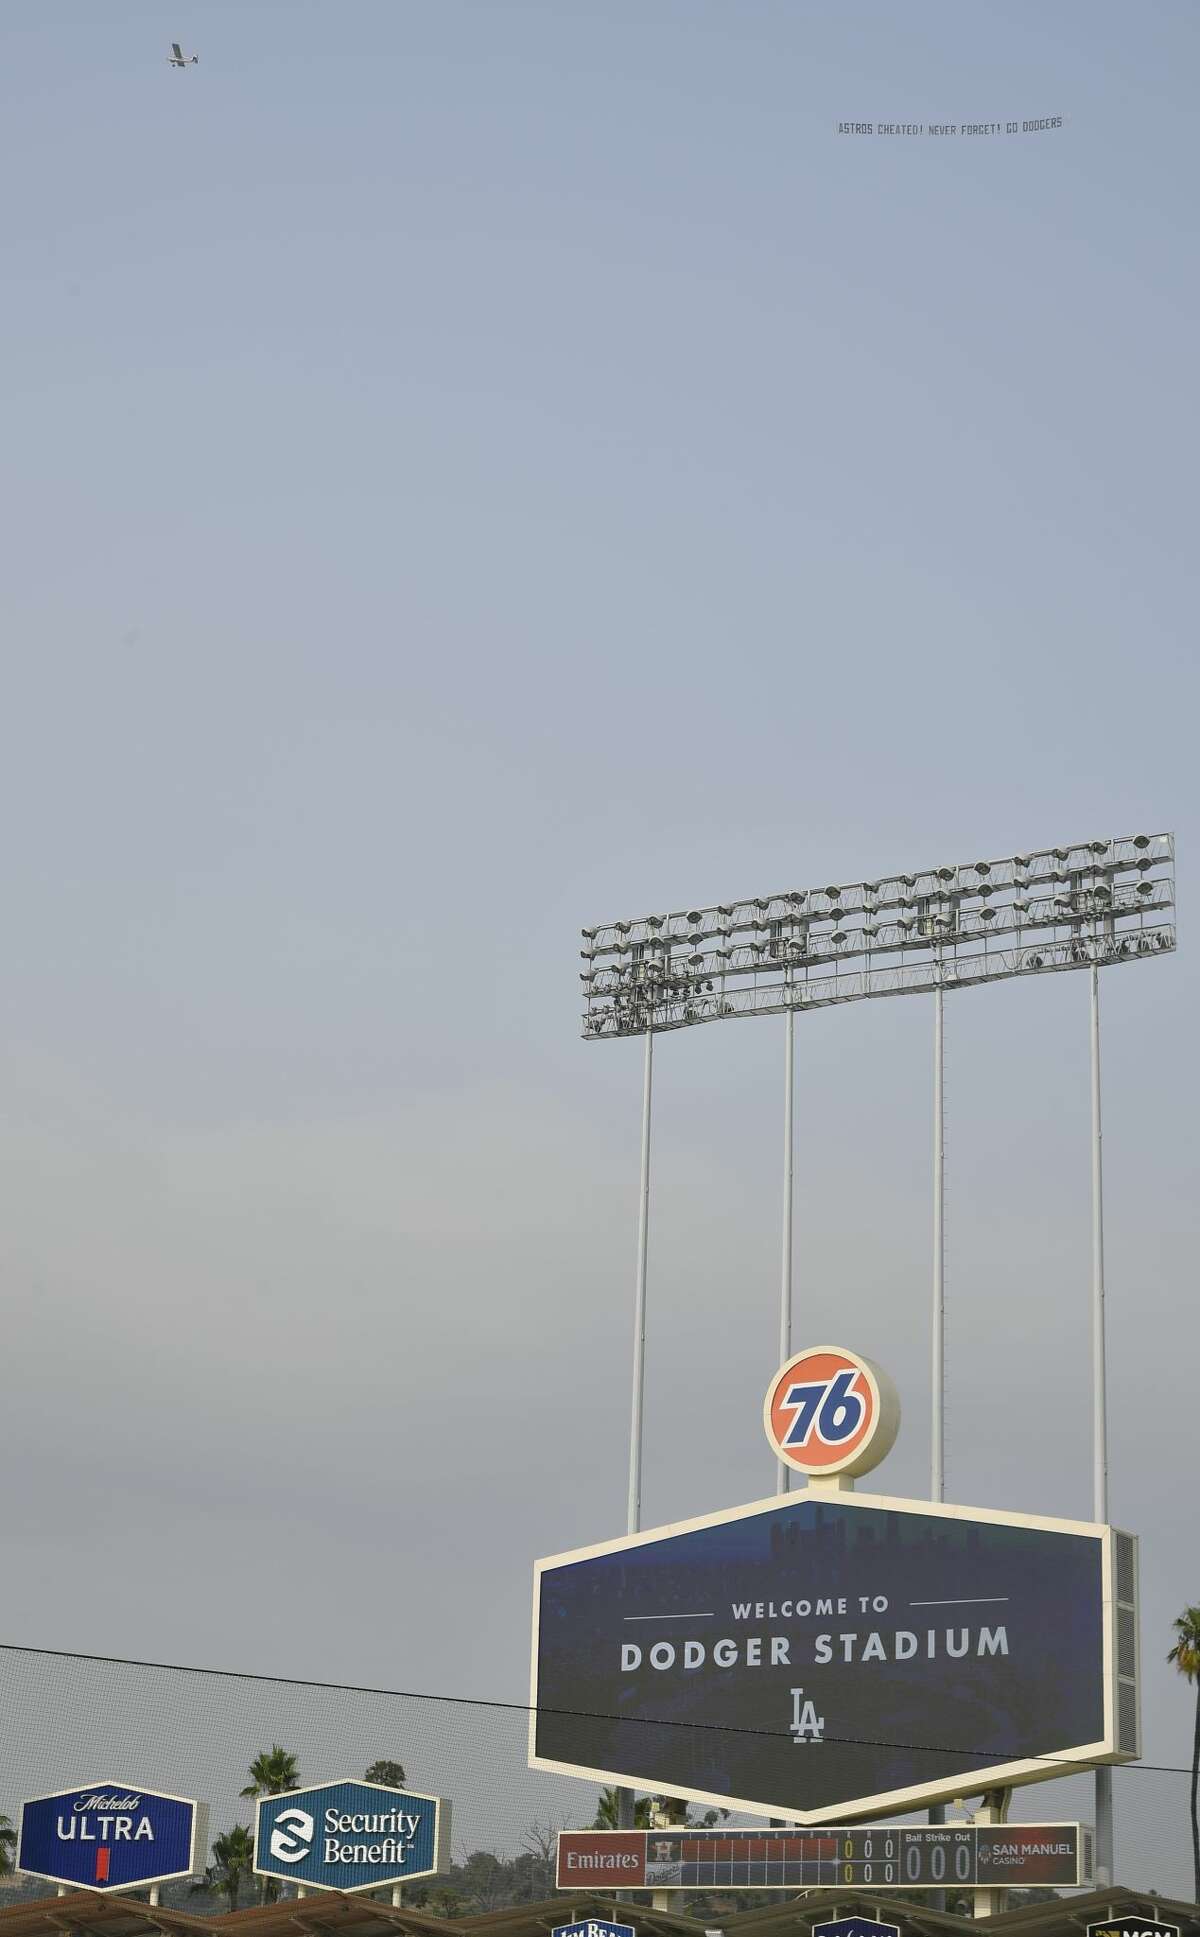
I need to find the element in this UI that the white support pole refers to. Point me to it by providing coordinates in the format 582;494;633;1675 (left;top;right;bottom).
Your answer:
932;985;945;1503
627;1022;654;1539
778;1003;795;1491
771;1016;795;1852
1090;967;1108;1523
619;1021;654;1842
971;1792;1011;1919
928;986;947;1889
1090;964;1114;1884
770;1007;796;1824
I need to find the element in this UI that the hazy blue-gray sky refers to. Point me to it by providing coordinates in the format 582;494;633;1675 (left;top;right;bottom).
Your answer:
1;0;1197;1895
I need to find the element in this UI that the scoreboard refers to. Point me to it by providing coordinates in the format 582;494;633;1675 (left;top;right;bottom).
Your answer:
556;1824;1092;1892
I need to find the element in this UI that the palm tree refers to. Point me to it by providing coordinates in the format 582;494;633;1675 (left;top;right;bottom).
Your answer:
592;1788;726;1831
0;1813;17;1877
192;1826;256;1912
241;1746;300;1802
241;1747;301;1903
1168;1604;1200;1903
593;1787;650;1828
364;1760;407;1789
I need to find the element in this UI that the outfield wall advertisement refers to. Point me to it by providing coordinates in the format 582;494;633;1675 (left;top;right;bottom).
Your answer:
254;1781;449;1895
17;1785;208;1894
555;1823;1094;1891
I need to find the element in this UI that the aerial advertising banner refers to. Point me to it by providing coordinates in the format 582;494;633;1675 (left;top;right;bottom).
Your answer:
17;1784;207;1893
530;1488;1139;1823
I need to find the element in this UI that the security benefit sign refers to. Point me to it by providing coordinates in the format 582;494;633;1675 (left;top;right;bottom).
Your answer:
17;1784;207;1893
254;1781;450;1895
530;1490;1138;1823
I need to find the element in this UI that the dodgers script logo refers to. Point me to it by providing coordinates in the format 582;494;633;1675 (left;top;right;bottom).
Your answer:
763;1345;900;1478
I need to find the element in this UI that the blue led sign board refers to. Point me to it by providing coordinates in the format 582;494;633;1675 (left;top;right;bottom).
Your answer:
18;1783;206;1893
814;1918;899;1937
254;1781;449;1895
531;1490;1138;1823
553;1921;636;1937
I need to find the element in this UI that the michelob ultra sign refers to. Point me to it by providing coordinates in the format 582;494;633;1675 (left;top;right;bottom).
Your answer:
531;1487;1140;1823
18;1783;207;1892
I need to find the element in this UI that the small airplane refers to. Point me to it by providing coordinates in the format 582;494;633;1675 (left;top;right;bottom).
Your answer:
167;42;198;67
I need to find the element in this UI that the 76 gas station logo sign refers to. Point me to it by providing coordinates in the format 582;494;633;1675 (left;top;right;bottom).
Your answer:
764;1346;900;1478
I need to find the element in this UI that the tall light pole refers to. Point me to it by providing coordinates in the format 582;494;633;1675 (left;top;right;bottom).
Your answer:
1090;970;1108;1527
1090;963;1113;1883
778;1003;795;1492
581;838;1174;1042
627;1023;654;1538
581;832;1174;1857
932;983;946;1505
617;1019;654;1838
929;982;947;1889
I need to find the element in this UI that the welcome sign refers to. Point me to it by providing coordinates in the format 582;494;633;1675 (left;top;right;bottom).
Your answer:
18;1783;206;1893
254;1781;450;1895
531;1489;1138;1822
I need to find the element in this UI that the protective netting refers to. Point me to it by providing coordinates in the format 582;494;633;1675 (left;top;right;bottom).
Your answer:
0;1644;1195;1912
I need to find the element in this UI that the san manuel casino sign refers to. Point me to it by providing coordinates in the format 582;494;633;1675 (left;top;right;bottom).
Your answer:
529;1488;1140;1822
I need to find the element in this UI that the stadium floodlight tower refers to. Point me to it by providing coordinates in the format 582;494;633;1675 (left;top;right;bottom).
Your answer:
580;830;1175;1871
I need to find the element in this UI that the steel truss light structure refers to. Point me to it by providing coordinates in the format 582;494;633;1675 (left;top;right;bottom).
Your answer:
580;829;1175;1876
580;833;1175;1039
